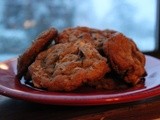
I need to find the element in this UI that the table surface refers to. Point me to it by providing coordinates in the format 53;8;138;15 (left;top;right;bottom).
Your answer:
0;95;160;120
0;54;160;120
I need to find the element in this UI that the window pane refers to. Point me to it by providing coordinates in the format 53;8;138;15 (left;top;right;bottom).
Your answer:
0;0;157;61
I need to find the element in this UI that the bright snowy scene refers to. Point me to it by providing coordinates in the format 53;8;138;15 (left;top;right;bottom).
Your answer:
0;0;157;61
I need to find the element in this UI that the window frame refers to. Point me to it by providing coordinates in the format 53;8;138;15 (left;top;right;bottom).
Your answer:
155;0;160;52
144;0;160;58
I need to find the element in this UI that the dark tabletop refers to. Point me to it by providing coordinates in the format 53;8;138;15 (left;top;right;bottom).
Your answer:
0;95;160;120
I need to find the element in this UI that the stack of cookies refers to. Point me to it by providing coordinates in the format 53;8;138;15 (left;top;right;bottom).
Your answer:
17;27;146;91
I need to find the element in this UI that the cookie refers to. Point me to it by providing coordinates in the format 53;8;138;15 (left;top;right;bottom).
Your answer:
103;33;146;85
16;28;58;79
29;39;110;91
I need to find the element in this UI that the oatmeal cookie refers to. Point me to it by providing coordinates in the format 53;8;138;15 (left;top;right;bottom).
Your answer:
29;39;110;91
17;28;58;79
103;33;146;85
57;27;117;51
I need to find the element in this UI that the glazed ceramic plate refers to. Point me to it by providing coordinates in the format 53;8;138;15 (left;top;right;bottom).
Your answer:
0;55;160;106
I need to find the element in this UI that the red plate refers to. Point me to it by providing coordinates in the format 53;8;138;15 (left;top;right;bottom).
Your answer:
0;55;160;106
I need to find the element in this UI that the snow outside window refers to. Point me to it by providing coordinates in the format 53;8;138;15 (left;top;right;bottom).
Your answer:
0;0;157;61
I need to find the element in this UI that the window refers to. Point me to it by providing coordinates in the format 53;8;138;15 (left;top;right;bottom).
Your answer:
0;0;158;61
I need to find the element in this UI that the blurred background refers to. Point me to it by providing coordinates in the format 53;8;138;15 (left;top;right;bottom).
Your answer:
0;0;158;61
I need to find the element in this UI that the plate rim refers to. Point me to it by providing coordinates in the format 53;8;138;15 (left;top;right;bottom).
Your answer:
0;55;160;106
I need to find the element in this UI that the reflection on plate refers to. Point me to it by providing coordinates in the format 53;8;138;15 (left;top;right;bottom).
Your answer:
0;55;160;106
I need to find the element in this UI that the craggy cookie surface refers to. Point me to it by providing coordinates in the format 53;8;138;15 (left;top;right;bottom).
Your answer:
29;40;110;91
17;28;58;79
103;33;146;85
57;27;117;51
